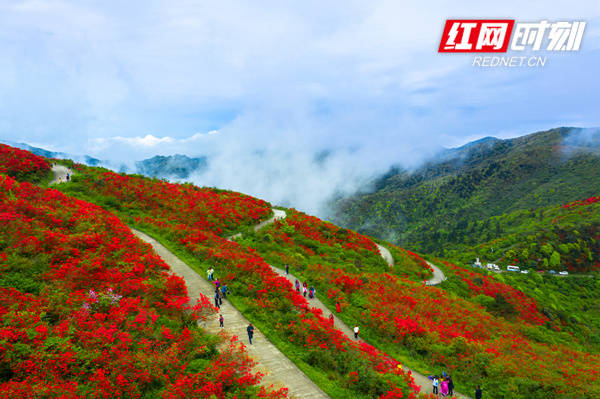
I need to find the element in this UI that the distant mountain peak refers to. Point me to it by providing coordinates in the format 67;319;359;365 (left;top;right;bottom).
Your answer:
135;154;207;179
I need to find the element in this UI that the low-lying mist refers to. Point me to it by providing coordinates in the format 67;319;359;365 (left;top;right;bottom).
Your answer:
79;115;447;218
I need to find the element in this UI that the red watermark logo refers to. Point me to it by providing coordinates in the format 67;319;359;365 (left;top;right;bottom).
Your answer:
439;19;586;67
439;19;586;53
439;20;515;52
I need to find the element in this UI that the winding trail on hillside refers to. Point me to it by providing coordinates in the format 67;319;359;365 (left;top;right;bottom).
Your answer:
426;261;447;286
376;244;394;267
227;209;286;240
131;228;329;399
48;165;457;397
249;210;469;399
377;242;446;287
50;164;70;184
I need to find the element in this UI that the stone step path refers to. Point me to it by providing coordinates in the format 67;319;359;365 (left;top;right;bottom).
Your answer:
131;228;329;399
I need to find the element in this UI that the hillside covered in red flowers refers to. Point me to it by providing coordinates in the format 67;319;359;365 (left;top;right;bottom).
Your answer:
0;167;283;397
241;208;600;399
2;144;599;399
0;143;50;182
50;161;427;398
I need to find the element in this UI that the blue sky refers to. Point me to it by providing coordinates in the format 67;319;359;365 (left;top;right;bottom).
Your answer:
1;1;599;213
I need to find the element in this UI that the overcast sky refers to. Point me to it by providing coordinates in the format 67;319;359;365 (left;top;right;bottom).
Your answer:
1;1;599;214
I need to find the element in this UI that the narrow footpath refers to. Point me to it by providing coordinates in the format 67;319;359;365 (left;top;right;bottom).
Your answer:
50;166;461;398
50;164;70;184
426;261;447;285
269;266;468;399
376;244;394;267
131;228;329;399
251;210;469;398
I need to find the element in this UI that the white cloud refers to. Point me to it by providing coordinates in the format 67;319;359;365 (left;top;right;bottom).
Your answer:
0;0;599;215
87;130;220;158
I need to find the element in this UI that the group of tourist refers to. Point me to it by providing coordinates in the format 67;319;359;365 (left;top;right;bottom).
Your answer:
52;163;72;183
207;267;230;309
210;264;483;399
209;267;230;332
294;279;316;299
430;373;457;397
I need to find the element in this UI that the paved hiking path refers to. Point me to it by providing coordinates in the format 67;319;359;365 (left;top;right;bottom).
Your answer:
376;242;446;287
132;228;329;399
226;209;286;240
49;166;327;398
426;261;447;286
50;164;70;184
376;244;394;267
49;166;462;398
254;211;468;399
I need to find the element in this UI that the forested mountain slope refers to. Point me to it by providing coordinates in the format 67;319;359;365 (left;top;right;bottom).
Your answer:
333;127;600;255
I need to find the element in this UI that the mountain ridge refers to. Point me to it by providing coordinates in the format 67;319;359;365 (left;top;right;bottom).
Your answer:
0;139;208;180
332;127;600;253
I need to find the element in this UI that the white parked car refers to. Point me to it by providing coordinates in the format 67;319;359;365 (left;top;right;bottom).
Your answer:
559;271;569;276
520;269;529;274
507;265;520;272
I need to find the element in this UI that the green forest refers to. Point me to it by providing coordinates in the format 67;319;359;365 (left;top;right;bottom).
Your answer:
333;127;600;272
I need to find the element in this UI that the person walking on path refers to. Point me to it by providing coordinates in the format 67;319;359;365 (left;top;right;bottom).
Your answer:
448;376;454;397
214;279;220;289
302;285;307;297
475;385;483;399
247;323;255;345
219;314;224;328
353;325;359;339
432;376;439;396
221;283;229;299
295;279;300;293
308;286;315;299
207;267;214;281
214;290;221;309
285;264;289;274
440;377;449;397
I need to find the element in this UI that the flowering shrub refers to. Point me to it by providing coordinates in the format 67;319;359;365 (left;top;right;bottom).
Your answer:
0;174;278;398
441;261;548;325
561;195;600;208
281;210;379;253
0;143;50;182
50;158;600;398
54;166;426;398
243;210;600;398
71;165;272;235
293;264;599;398
386;244;434;281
